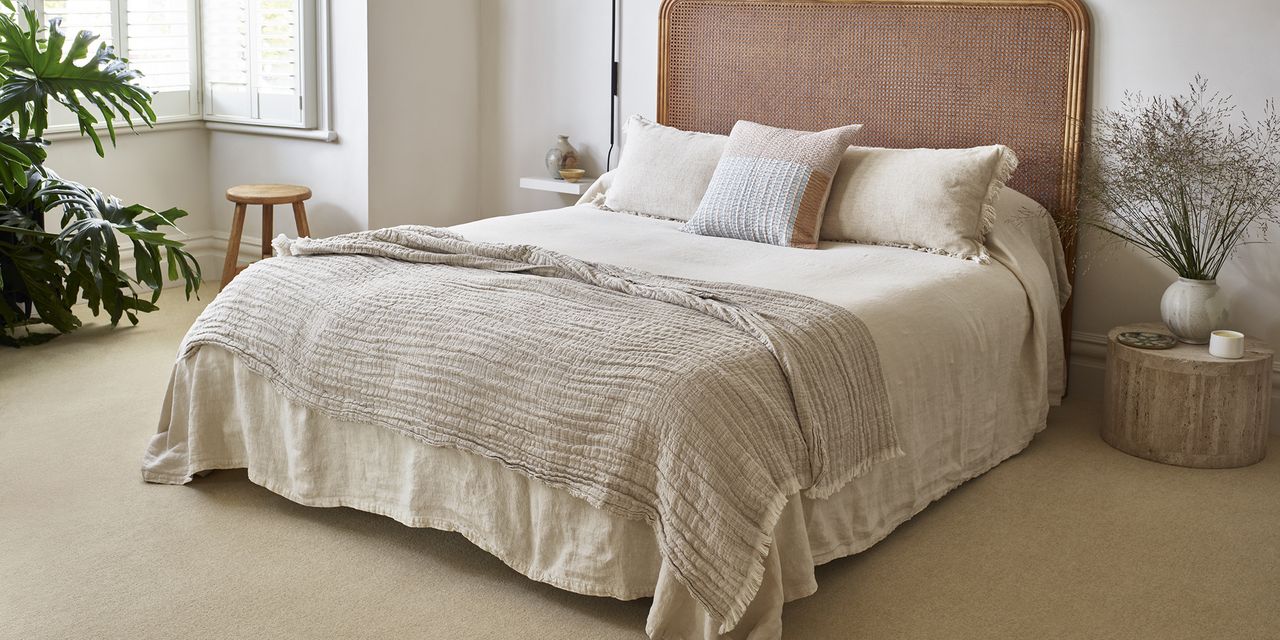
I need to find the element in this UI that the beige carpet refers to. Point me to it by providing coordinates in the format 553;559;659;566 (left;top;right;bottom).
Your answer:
2;295;1277;640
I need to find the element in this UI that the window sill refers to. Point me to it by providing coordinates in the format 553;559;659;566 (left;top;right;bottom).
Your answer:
43;117;206;142
42;118;339;143
204;121;339;142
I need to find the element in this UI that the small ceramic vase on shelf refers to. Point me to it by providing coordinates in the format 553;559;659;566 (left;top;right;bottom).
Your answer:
1160;278;1228;344
545;135;580;179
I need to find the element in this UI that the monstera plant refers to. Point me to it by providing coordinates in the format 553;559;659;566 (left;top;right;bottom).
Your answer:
0;0;200;346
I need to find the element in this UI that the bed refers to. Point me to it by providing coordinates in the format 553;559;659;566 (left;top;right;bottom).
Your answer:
143;1;1090;638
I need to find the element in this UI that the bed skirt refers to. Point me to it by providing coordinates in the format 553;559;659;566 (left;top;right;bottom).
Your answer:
144;346;1048;639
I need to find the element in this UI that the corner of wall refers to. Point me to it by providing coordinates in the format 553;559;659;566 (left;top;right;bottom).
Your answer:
366;0;482;229
45;126;216;241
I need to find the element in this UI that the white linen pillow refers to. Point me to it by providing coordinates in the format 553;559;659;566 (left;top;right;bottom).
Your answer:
602;115;727;221
820;145;1019;262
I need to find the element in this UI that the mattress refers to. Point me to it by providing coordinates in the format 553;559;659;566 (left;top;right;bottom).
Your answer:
144;201;1068;639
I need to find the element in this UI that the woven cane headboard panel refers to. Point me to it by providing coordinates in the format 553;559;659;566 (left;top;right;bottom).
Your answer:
658;0;1090;252
658;0;1090;365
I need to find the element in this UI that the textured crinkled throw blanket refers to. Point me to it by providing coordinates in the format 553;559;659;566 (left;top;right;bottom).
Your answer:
179;225;899;631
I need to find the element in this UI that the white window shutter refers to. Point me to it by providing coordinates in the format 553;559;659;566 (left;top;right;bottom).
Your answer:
202;0;252;118
128;0;196;118
125;0;192;93
253;0;302;124
203;0;311;127
42;0;197;125
41;0;117;47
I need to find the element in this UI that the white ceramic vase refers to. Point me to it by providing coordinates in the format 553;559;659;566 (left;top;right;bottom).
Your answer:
1159;278;1228;344
544;135;580;179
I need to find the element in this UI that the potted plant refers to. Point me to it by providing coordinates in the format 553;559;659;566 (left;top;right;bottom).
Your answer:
0;1;201;347
1075;77;1280;344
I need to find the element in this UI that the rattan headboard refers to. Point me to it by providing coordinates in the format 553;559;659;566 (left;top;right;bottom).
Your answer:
658;0;1090;359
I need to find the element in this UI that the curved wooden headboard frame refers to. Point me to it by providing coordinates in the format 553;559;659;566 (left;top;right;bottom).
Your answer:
658;0;1091;368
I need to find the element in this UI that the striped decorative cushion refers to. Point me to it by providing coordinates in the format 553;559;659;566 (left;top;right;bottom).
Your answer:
683;120;862;248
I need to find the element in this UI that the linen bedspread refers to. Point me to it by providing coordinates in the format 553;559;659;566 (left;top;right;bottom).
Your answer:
176;225;899;630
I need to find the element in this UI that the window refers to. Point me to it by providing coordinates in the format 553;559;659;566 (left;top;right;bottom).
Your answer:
40;0;199;125
202;0;317;128
32;0;323;133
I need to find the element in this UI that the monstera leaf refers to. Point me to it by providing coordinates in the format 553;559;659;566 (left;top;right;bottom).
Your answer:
0;122;46;203
0;208;73;345
0;7;155;156
0;174;201;344
50;182;202;303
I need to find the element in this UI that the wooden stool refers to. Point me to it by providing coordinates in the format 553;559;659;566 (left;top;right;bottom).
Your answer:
1103;323;1274;468
221;184;312;289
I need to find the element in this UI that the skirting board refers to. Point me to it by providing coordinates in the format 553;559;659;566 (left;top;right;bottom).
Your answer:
122;237;1280;436
1071;331;1280;436
118;230;267;289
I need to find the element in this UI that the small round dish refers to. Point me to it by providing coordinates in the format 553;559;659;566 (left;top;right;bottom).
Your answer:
559;168;586;183
1117;331;1178;350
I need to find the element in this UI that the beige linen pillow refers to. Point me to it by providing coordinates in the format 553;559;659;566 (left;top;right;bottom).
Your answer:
684;120;862;248
602;115;727;221
820;145;1019;262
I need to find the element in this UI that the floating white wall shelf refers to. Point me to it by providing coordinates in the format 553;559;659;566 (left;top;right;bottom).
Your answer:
519;176;594;196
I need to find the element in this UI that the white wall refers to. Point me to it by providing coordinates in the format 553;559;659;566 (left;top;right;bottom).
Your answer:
43;127;220;281
208;0;370;247
368;0;482;228
474;0;655;216
45;127;212;236
478;0;613;217
617;0;659;146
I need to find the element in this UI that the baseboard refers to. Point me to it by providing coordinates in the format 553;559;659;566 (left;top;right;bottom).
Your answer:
1070;331;1280;435
119;230;263;286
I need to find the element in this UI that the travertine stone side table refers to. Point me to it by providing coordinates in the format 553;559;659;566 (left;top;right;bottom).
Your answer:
1104;323;1273;468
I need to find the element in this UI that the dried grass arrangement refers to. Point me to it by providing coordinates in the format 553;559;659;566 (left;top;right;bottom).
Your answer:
1073;76;1280;281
